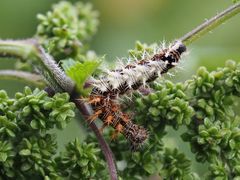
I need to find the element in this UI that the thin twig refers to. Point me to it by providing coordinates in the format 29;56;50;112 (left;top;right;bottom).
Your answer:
180;3;240;45
0;70;45;88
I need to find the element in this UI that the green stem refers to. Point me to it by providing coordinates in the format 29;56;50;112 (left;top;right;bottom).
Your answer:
0;39;75;93
180;2;240;45
0;70;45;88
0;39;36;60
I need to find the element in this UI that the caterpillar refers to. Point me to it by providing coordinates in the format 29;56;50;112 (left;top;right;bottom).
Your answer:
88;95;148;151
88;40;186;150
91;41;186;97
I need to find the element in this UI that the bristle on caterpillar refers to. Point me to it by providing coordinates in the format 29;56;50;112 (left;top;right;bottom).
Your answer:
88;41;186;150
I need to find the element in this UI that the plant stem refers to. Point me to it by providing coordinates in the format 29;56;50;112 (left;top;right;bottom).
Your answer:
0;70;45;88
72;99;118;180
179;2;240;45
0;39;36;59
0;39;75;93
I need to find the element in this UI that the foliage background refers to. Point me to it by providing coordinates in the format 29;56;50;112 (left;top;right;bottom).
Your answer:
0;0;239;177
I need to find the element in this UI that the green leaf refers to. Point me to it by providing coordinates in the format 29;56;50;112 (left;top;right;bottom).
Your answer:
229;139;236;149
21;163;32;171
62;59;101;96
19;149;31;156
148;107;160;117
30;119;39;129
6;129;15;137
143;163;155;174
79;159;89;167
0;152;7;162
22;106;31;116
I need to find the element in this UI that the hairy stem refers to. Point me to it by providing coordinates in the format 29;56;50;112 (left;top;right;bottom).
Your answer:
0;39;75;93
0;70;45;88
180;3;240;45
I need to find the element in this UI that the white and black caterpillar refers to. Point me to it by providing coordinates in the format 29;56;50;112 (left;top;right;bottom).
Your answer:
88;40;187;150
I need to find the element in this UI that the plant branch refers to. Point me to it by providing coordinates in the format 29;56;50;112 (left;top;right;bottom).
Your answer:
72;98;118;180
0;70;45;88
179;3;240;45
0;39;75;93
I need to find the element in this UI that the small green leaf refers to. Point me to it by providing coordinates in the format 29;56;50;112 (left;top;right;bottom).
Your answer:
229;139;236;149
6;129;15;137
21;163;32;171
30;120;39;129
22;106;31;116
19;149;31;156
143;164;155;174
148;107;160;117
0;152;7;162
79;159;89;167
62;59;101;96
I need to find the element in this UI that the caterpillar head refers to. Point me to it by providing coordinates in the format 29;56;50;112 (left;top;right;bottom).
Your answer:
171;41;187;54
164;41;187;65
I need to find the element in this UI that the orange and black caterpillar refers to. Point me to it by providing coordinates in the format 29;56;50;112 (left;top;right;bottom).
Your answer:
88;41;186;150
88;95;148;151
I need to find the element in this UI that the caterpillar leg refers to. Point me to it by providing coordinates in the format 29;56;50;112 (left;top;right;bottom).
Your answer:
111;124;123;140
87;109;103;123
99;114;114;134
105;115;114;126
121;113;130;123
88;96;102;106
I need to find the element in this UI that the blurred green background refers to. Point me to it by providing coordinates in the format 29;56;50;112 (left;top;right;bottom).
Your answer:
0;0;239;176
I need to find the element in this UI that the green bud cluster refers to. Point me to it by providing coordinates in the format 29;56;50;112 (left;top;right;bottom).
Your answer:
16;134;58;178
0;87;106;179
86;130;163;180
0;90;17;138
36;1;98;60
13;87;75;131
56;139;106;180
135;80;194;129
0;141;15;178
128;41;158;59
181;60;240;178
160;148;199;179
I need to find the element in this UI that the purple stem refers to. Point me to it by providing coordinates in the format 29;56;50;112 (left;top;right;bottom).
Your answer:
73;98;118;180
